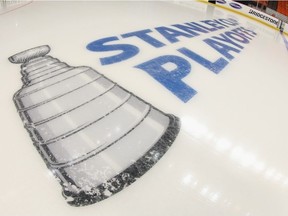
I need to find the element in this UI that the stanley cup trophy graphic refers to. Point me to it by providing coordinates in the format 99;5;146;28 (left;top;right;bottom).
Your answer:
9;45;180;206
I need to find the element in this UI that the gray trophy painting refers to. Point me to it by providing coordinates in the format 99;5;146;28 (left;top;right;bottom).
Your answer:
9;45;180;206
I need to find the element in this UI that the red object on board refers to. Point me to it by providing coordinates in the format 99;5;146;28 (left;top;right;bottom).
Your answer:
277;0;288;16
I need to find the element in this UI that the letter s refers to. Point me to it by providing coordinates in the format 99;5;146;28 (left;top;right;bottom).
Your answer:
87;36;139;65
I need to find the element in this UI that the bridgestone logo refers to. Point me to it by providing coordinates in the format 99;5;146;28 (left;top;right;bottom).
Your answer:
248;9;278;25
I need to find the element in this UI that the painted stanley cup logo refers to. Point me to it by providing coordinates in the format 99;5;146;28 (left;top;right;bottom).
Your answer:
9;45;180;206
